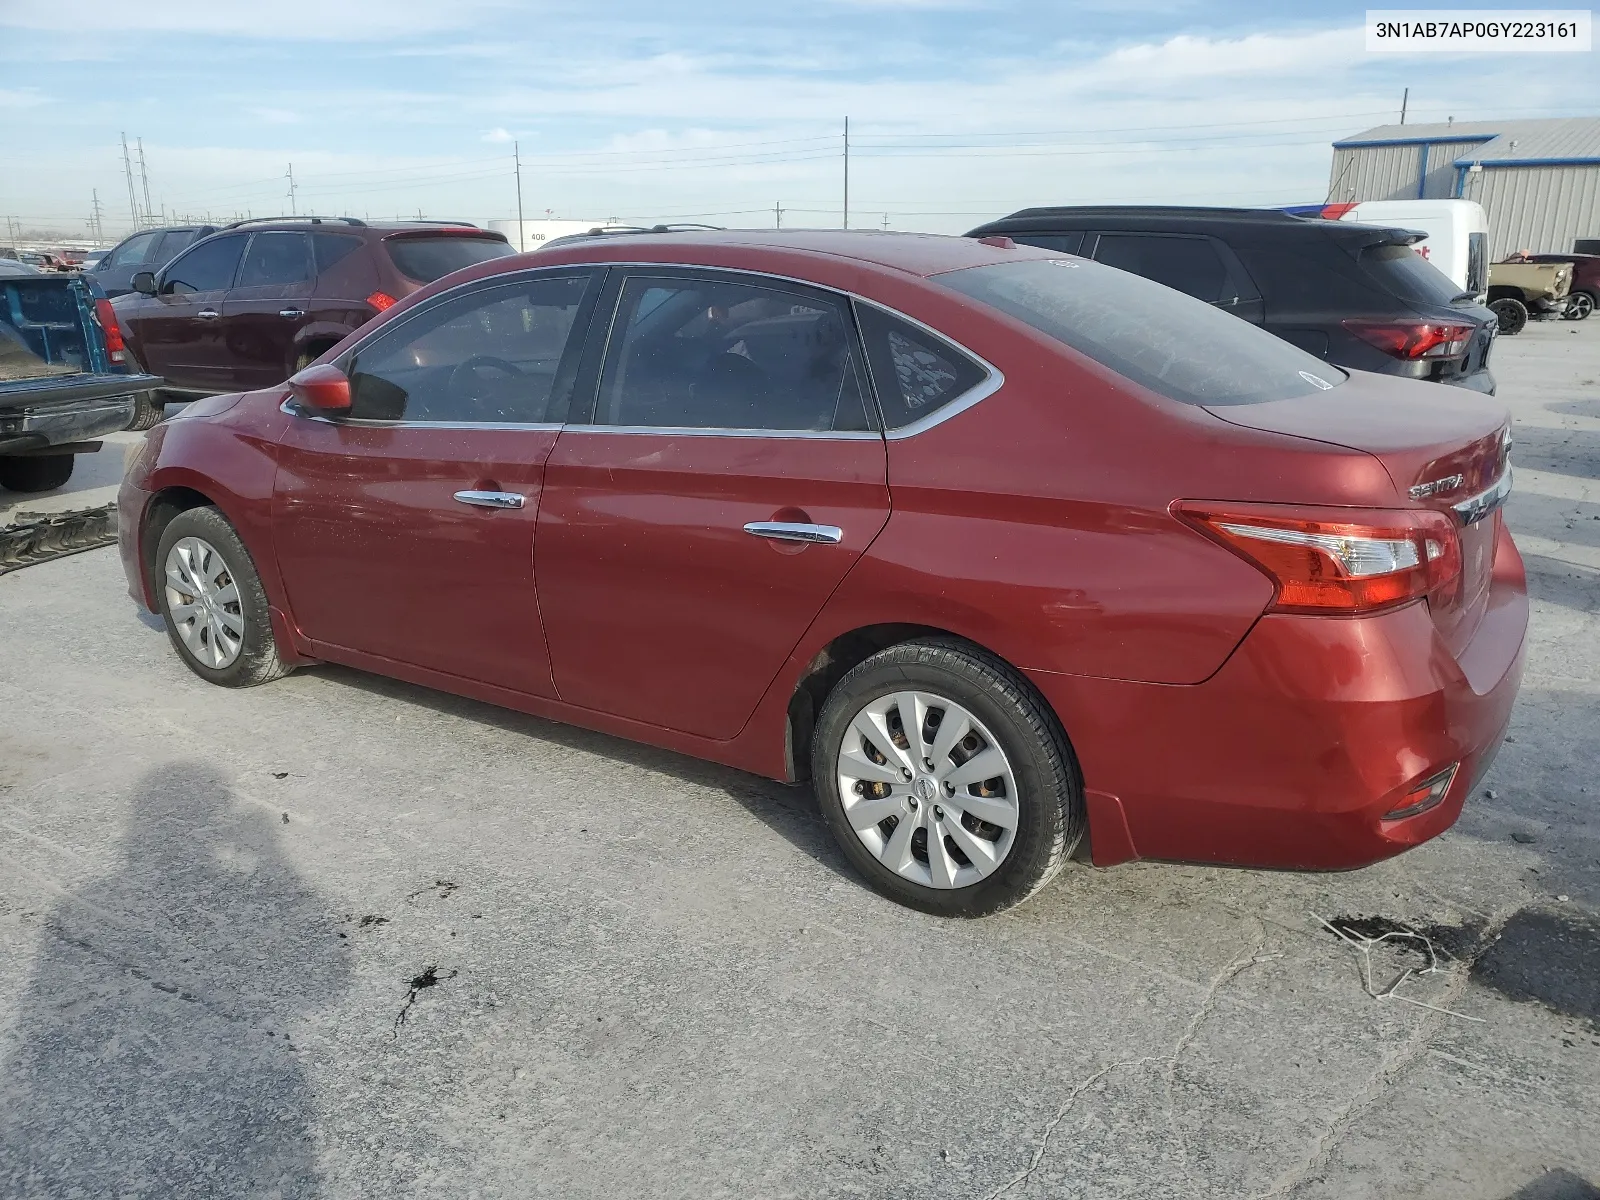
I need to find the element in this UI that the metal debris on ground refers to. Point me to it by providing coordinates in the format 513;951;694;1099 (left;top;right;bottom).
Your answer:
1313;912;1487;1024
0;504;118;574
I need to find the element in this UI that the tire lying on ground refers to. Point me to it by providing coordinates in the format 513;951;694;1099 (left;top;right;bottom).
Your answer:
1490;297;1529;335
0;454;74;493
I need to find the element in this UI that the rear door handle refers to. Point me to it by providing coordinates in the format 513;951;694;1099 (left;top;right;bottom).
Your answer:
454;490;525;510
743;521;843;545
196;309;220;320
279;308;306;319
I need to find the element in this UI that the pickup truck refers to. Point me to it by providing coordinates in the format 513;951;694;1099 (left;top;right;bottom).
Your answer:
1;273;161;492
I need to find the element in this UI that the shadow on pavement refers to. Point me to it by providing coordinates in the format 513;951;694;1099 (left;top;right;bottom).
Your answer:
310;663;862;887
0;761;351;1199
1501;1168;1600;1199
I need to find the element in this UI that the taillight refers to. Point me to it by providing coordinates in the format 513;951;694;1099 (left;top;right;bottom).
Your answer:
366;291;397;311
1343;318;1475;360
93;297;126;363
1174;502;1461;614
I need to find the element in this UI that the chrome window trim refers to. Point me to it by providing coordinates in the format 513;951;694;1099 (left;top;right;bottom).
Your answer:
850;298;1004;440
320;259;1004;439
567;424;882;441
279;397;560;432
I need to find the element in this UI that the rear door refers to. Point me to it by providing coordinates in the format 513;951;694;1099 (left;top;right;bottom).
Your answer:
221;231;315;389
535;268;890;739
126;232;247;390
272;268;601;694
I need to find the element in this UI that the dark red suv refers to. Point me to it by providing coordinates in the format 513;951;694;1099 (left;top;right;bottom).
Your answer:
110;218;512;428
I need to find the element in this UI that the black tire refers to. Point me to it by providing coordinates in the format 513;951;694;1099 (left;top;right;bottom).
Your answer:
1566;290;1595;321
811;638;1083;917
1491;297;1528;335
154;506;293;688
126;391;166;431
0;454;74;493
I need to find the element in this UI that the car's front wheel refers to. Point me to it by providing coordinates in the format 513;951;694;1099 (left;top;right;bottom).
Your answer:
155;506;292;688
811;638;1083;917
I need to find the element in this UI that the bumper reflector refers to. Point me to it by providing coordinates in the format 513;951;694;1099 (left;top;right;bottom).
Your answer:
1382;764;1459;822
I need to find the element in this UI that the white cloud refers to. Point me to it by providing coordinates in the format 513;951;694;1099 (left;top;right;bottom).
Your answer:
249;107;300;125
481;128;515;143
0;0;513;38
0;87;48;107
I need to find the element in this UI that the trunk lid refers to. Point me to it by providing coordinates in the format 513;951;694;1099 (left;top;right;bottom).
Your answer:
1204;370;1511;657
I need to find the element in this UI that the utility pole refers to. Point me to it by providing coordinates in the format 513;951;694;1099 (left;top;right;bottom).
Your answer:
843;116;850;230
121;132;141;227
89;189;105;243
881;213;889;231
514;140;525;251
1400;87;1409;125
286;164;297;216
137;138;153;228
774;201;784;229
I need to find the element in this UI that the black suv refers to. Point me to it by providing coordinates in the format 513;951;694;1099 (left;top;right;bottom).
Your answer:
965;206;1497;394
88;224;220;298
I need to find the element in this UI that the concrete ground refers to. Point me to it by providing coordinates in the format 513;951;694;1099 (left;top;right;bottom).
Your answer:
0;427;149;526
1;322;1597;1200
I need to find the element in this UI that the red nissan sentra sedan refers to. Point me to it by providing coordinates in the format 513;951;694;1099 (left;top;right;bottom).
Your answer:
117;231;1526;916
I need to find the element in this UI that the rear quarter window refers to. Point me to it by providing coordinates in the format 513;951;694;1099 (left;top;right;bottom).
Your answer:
385;236;513;283
936;257;1343;407
1361;243;1464;305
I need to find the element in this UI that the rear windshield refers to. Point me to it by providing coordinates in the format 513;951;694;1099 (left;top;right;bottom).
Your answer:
936;257;1344;406
1361;243;1464;305
385;235;513;283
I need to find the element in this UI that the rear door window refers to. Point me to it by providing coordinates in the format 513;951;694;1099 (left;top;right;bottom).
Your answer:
236;232;312;288
937;257;1343;406
854;304;988;430
384;236;514;284
1467;233;1487;295
1092;233;1228;303
153;229;199;264
593;273;872;432
161;234;247;295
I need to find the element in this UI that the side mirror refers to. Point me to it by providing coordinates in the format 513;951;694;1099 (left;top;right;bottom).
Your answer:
131;271;157;296
287;363;352;416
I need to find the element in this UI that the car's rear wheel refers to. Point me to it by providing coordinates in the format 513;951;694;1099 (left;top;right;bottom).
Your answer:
1566;291;1595;321
0;454;74;493
811;638;1083;917
1490;297;1529;335
155;506;292;688
125;391;165;431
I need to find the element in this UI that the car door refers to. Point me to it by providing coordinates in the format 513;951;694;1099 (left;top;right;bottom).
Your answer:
221;231;315;389
129;232;248;391
1089;232;1264;323
272;268;602;696
535;268;891;740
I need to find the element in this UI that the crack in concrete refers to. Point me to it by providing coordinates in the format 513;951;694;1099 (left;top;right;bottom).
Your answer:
982;924;1271;1200
1249;903;1528;1200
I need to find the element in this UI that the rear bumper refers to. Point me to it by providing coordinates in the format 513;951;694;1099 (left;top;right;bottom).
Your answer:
1441;367;1496;396
0;373;159;450
1030;519;1528;871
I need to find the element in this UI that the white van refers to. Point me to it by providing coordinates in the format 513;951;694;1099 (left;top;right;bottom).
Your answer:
1323;200;1490;300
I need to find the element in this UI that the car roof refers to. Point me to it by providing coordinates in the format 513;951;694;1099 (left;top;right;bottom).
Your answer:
530;228;1057;278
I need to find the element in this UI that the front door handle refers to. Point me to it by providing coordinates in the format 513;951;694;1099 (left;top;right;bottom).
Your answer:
454;490;525;510
743;520;843;545
196;309;220;320
279;308;306;319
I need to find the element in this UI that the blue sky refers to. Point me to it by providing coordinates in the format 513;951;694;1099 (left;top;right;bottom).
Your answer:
1;0;1596;241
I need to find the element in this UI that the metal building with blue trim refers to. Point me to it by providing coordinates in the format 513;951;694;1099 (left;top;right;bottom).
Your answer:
1328;117;1600;258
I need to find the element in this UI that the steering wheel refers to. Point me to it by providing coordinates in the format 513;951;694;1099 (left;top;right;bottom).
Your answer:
445;355;526;418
